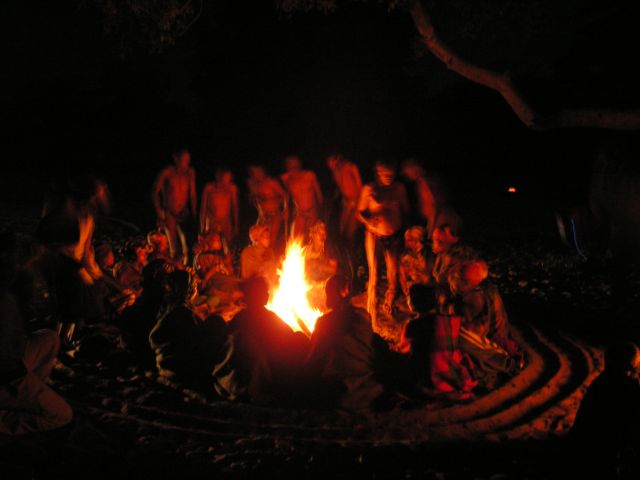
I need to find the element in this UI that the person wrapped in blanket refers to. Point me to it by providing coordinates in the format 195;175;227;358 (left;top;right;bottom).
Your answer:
191;231;241;316
399;226;433;311
444;258;524;389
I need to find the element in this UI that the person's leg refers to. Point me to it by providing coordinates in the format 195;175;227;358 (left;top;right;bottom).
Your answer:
382;242;399;316
23;330;60;381
0;373;72;435
163;212;179;261
365;230;378;325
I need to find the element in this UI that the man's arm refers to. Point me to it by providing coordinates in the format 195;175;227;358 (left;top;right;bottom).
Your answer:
189;168;197;219
152;168;168;221
311;173;324;209
231;184;239;236
199;185;210;234
349;163;363;194
355;185;371;228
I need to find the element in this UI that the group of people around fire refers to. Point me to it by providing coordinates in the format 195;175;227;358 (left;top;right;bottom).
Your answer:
2;148;638;457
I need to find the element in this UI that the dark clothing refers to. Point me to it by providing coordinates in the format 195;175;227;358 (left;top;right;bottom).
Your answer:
0;292;72;434
149;304;227;391
304;303;383;410
213;306;308;403
571;371;640;478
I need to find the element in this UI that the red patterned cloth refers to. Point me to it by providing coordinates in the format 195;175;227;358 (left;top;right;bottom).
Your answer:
430;314;477;394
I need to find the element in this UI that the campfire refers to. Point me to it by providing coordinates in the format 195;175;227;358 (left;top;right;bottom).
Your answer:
266;238;324;335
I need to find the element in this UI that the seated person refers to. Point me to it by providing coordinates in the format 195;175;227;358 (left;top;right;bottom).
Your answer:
0;229;72;434
147;229;184;269
402;283;476;400
114;236;149;295
399;226;433;310
118;259;171;368
448;260;523;389
95;241;115;278
240;225;277;288
192;231;240;317
304;221;338;311
571;342;640;477
303;274;383;410
149;269;228;394
213;276;308;403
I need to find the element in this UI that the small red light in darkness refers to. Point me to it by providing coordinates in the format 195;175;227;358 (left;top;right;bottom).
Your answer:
508;187;517;193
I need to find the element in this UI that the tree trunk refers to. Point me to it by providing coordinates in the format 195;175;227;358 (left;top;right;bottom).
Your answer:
408;0;640;131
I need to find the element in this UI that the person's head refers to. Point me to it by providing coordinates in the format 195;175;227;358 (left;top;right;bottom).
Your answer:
141;259;171;296
404;226;426;253
326;154;344;171
167;269;192;303
408;283;436;314
147;230;169;255
204;231;223;251
249;224;271;248
325;274;350;310
125;237;149;266
401;158;424;181
431;225;460;254
605;342;640;381
248;165;266;180
242;276;270;308
309;221;327;246
0;228;18;291
448;260;489;295
173;148;191;171
374;160;396;187
285;155;301;172
95;241;115;270
216;168;233;185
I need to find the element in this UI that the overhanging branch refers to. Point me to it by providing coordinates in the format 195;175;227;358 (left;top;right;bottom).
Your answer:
408;0;640;130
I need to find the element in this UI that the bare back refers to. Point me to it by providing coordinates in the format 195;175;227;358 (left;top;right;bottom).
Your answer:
333;161;362;201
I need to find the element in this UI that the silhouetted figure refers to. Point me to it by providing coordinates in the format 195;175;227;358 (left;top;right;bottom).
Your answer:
571;342;640;478
303;275;383;410
118;259;171;368
149;270;227;394
152;148;197;265
213;276;308;403
36;176;113;343
0;229;72;434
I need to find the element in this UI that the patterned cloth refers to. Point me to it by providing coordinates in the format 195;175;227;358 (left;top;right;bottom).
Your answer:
430;314;477;394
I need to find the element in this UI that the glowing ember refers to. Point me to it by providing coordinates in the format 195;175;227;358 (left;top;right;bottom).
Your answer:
266;238;323;335
508;186;517;193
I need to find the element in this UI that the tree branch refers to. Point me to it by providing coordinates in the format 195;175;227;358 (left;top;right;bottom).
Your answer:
408;0;640;130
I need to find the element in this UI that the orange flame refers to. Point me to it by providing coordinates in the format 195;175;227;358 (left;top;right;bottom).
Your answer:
266;238;323;335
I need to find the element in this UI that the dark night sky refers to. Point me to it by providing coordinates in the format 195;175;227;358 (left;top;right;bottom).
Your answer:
2;0;639;229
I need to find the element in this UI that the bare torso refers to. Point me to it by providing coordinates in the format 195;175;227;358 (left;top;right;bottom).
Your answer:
254;177;286;216
332;162;361;201
203;183;235;220
358;182;408;237
158;166;193;215
281;170;321;212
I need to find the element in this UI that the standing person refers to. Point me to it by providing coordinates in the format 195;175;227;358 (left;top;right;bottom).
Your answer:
280;155;324;240
356;160;409;325
200;168;239;247
327;154;363;241
401;158;442;237
247;165;288;254
152;148;197;265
